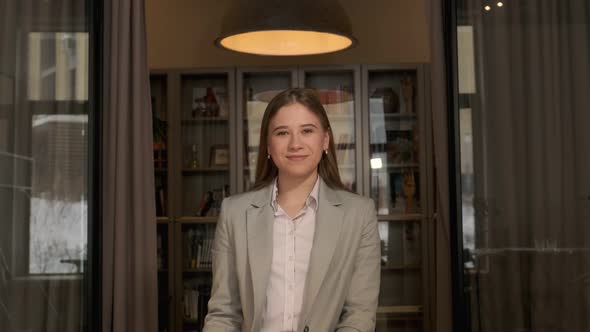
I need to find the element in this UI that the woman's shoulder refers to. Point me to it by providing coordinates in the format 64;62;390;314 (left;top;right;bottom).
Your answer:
331;187;374;209
221;186;270;209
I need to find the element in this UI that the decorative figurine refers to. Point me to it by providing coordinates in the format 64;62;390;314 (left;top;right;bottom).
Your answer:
189;144;200;169
402;170;416;213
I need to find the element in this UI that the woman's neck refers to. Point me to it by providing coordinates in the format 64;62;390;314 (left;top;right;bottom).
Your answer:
276;172;318;207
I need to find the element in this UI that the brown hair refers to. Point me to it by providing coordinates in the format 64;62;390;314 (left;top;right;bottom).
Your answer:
252;88;346;191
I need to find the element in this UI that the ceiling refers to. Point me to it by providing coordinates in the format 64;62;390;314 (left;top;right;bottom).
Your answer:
146;0;431;69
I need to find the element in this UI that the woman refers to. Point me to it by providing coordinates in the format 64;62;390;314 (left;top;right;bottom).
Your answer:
203;88;380;332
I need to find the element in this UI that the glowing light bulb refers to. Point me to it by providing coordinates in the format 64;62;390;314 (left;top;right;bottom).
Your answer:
370;158;383;169
484;5;491;11
497;2;504;7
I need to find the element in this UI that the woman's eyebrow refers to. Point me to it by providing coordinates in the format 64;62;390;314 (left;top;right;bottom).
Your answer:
271;123;319;133
300;123;319;129
271;125;289;133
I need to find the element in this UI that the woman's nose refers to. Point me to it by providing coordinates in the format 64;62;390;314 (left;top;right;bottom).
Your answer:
288;133;302;149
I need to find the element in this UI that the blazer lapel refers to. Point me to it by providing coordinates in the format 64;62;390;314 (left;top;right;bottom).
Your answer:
246;184;274;331
299;179;344;328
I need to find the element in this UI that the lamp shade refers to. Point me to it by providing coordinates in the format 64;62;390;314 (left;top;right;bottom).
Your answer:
215;0;357;56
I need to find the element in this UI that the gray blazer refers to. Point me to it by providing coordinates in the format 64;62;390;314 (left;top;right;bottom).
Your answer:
203;177;381;332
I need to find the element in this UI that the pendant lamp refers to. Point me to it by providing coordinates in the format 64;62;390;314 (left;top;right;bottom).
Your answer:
215;0;357;56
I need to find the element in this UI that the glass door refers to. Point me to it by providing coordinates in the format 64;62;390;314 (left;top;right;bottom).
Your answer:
365;66;427;331
177;71;234;332
150;73;173;332
300;66;361;193
0;1;99;331
451;1;590;331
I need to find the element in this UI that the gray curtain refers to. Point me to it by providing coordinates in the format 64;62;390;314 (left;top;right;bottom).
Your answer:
459;0;590;331
424;1;453;332
102;0;158;331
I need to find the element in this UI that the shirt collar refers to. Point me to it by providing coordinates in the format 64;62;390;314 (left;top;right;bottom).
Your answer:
270;176;320;212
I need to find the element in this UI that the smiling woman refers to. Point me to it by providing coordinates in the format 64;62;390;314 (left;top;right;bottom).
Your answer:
202;88;381;332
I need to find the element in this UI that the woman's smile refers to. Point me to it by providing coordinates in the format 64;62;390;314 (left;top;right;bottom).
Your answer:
286;154;308;161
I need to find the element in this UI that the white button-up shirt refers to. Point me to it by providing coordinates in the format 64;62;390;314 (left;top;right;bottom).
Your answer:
260;177;319;332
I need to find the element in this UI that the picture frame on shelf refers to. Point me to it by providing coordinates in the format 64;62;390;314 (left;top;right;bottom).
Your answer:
209;144;229;167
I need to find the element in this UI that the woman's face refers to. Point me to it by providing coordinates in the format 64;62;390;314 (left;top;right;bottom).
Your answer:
267;102;329;181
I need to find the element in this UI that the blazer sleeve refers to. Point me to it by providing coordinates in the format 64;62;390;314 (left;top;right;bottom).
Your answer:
336;198;381;332
202;198;243;332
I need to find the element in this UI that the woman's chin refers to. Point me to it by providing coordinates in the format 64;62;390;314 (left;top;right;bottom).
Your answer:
278;167;318;180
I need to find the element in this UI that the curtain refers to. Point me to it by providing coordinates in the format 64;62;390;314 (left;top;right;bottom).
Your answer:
102;0;158;331
424;1;453;332
457;0;590;331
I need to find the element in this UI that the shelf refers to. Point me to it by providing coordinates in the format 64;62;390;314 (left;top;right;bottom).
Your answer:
182;117;229;124
178;216;218;224
156;217;170;224
370;163;419;170
182;167;229;173
377;305;422;314
377;214;423;222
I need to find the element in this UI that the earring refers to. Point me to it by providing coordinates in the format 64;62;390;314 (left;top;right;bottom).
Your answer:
267;154;271;159
324;149;328;155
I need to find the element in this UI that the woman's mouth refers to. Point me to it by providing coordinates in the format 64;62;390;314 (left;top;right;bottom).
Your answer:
286;155;308;161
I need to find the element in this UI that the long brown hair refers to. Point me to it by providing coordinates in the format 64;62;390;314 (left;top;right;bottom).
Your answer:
252;88;346;191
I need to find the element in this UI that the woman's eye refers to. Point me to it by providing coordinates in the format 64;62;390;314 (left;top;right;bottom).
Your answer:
302;128;314;134
276;131;288;136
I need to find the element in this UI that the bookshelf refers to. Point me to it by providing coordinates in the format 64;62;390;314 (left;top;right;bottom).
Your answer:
151;64;433;332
